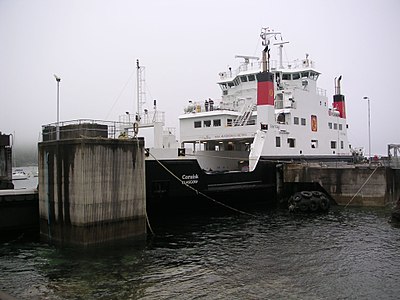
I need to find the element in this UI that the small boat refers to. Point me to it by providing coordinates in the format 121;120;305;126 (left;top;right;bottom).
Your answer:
12;169;29;180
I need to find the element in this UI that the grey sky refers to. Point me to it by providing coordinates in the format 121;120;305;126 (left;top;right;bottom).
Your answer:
1;0;399;155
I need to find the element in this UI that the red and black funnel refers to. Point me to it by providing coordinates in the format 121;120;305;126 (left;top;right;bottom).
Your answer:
333;75;346;118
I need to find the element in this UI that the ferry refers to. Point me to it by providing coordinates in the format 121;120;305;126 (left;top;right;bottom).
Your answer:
120;27;352;210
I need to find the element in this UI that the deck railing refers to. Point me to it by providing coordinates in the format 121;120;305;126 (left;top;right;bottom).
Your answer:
41;119;125;142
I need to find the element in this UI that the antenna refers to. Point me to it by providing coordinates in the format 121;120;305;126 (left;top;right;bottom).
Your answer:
260;27;282;47
234;55;259;64
273;41;289;69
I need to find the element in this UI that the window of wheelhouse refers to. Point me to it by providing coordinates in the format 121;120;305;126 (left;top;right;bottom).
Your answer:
219;83;228;90
282;73;291;80
194;121;201;128
248;74;255;81
240;76;248;82
227;119;233;127
292;73;300;80
204;120;211;127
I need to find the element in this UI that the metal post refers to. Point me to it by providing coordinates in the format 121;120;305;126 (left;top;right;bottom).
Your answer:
363;96;371;159
54;75;61;140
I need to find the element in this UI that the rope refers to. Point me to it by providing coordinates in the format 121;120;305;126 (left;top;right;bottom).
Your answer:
145;211;155;236
344;165;380;208
147;151;257;217
134;136;155;236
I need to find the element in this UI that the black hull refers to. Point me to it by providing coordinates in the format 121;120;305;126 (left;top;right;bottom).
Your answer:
145;159;277;214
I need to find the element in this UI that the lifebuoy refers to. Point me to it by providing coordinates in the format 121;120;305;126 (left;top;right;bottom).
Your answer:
133;122;139;135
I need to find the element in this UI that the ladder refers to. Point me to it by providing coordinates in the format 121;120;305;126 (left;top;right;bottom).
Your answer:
234;103;256;126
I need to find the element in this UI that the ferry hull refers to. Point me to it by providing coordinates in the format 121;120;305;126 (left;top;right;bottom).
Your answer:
145;159;277;214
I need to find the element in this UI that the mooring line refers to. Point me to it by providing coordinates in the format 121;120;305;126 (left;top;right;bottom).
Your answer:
147;151;257;217
344;165;380;209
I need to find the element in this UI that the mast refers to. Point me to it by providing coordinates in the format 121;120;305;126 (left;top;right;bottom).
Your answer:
136;59;146;122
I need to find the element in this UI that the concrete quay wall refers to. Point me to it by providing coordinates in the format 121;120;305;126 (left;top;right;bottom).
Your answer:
283;164;400;207
38;138;146;246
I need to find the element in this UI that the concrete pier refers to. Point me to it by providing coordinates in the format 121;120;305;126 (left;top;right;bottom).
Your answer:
0;132;13;189
283;163;400;207
38;131;146;246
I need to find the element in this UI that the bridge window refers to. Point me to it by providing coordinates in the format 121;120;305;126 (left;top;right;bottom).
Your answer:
227;119;232;127
204;120;211;127
282;73;291;80
301;72;309;78
292;73;300;80
194;121;201;128
248;74;255;81
240;76;248;82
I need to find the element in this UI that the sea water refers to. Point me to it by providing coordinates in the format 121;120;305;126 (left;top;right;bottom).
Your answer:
1;174;400;299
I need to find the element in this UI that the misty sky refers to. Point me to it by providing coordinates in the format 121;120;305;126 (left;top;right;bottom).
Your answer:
1;0;399;155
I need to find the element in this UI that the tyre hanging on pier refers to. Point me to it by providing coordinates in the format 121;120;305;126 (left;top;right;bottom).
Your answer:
288;191;331;213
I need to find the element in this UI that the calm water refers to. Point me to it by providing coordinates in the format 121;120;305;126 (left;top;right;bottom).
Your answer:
1;173;400;299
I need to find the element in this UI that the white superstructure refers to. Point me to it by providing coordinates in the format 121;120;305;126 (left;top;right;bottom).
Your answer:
179;28;351;171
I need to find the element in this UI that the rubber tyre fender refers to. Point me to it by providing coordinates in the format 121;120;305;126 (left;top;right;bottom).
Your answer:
319;196;330;211
309;199;319;212
298;200;309;212
293;194;302;202
312;191;323;197
300;191;313;199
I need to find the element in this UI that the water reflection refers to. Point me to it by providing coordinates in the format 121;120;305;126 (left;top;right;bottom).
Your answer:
1;207;400;299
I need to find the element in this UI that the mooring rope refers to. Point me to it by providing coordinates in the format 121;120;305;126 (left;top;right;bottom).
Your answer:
344;165;380;208
147;151;257;217
134;136;156;236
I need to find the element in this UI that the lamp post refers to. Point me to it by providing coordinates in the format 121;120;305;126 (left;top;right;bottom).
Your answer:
54;74;61;140
363;96;371;160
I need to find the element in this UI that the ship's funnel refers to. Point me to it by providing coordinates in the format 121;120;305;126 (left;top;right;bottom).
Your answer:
333;75;346;118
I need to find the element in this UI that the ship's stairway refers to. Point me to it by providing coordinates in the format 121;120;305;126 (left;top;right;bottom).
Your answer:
234;103;256;126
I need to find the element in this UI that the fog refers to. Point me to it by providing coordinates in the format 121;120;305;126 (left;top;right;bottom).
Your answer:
1;0;399;157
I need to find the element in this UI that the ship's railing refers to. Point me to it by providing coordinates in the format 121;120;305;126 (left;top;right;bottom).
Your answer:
41;119;126;141
119;111;165;127
220;59;318;80
183;100;227;114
